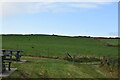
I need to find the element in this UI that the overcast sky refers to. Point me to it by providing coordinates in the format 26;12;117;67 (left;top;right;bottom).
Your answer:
0;0;119;37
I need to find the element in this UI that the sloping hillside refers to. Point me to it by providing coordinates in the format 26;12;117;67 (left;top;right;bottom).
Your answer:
2;35;118;58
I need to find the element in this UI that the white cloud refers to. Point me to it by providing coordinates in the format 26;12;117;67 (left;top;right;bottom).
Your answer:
2;3;24;17
0;2;117;17
24;3;58;13
68;3;98;8
1;2;60;17
0;3;2;17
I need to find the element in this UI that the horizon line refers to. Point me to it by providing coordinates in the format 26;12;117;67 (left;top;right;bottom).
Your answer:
0;33;119;38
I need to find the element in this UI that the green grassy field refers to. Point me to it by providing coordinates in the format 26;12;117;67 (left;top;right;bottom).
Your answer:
2;35;119;78
2;35;118;57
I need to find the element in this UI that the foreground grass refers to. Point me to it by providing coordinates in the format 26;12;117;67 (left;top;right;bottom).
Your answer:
8;57;115;78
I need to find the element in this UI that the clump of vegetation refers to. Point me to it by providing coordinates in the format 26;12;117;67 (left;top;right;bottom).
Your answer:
100;57;117;69
99;56;118;77
64;52;101;63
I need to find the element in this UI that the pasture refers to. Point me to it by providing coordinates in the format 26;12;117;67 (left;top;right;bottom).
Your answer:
2;35;118;57
1;35;119;78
